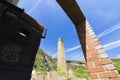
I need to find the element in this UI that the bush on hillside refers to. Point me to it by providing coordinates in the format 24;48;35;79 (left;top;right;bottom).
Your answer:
74;66;90;79
115;62;120;74
66;77;72;80
33;49;48;74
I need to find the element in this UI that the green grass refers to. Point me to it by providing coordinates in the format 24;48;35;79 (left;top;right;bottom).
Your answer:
114;62;120;74
66;77;72;80
57;67;64;76
111;58;120;63
74;66;90;80
112;58;120;74
33;49;48;74
33;49;120;78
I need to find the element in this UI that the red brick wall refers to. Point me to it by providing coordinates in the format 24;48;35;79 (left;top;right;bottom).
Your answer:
76;20;120;80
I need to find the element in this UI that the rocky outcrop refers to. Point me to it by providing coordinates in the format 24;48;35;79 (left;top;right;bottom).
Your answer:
31;70;65;80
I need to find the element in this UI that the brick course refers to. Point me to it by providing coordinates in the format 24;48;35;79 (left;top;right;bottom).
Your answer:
90;73;98;79
94;59;112;66
88;66;104;73
105;64;116;71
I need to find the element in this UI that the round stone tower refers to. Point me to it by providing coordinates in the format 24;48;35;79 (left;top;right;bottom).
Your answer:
57;38;67;76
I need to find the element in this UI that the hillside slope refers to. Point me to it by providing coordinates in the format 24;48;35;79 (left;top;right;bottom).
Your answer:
33;48;86;72
112;58;120;74
33;49;120;80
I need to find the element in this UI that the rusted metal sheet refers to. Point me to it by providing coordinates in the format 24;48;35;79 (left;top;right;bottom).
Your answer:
0;0;44;80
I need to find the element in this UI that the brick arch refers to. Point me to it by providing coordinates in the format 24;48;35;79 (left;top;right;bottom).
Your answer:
56;0;120;79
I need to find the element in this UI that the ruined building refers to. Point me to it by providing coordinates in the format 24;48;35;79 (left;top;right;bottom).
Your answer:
57;38;67;76
0;0;44;80
57;0;120;80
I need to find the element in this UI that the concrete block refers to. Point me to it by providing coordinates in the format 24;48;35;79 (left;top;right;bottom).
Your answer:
91;35;97;39
93;38;99;42
88;29;93;33
98;49;105;54
105;64;115;71
90;32;94;36
95;45;103;50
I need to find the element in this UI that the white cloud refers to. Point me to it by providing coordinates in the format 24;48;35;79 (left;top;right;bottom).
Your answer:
116;54;120;58
62;23;120;60
65;23;120;54
103;40;120;51
51;45;81;58
66;45;81;53
72;54;84;60
65;40;120;60
67;52;84;60
98;23;120;38
46;0;56;9
28;0;42;14
51;52;57;58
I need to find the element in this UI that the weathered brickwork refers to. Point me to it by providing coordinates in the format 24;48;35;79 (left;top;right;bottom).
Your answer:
76;20;120;80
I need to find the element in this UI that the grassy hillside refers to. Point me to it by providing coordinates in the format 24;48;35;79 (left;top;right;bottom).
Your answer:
111;58;120;63
33;48;57;73
34;49;86;73
33;48;90;79
112;58;120;74
33;49;48;74
33;49;120;79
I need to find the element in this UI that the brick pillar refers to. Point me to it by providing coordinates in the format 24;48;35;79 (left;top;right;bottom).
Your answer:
76;20;120;80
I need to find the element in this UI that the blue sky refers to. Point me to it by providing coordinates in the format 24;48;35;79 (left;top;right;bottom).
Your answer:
18;0;120;60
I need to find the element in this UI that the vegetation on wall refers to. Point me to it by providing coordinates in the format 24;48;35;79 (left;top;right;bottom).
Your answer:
57;67;64;76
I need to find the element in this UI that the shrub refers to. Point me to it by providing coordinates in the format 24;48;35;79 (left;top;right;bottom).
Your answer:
115;62;120;74
66;77;72;80
33;49;48;74
74;66;90;79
